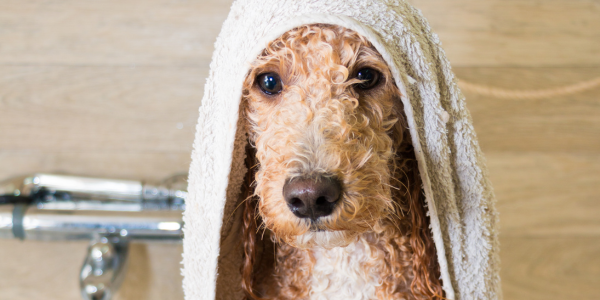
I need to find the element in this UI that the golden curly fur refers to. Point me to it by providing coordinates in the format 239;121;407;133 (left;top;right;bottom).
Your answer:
240;24;444;299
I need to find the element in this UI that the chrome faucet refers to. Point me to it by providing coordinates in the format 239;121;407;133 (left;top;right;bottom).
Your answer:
80;234;130;300
0;173;187;300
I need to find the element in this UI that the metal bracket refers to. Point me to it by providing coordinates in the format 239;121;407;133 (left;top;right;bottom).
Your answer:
80;233;130;300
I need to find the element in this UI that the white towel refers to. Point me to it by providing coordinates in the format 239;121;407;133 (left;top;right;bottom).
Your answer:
182;0;501;299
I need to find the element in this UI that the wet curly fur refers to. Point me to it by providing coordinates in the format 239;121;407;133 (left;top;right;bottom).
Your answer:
240;24;444;299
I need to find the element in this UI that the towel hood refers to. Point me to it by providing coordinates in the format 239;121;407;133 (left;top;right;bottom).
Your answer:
182;1;501;299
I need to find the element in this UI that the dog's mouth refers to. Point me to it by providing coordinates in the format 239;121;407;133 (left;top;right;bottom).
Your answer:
307;219;327;232
293;228;356;249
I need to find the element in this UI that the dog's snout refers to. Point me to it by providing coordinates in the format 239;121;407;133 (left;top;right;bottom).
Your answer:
283;176;342;219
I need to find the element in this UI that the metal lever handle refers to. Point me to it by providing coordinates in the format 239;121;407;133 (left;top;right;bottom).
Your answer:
80;234;129;300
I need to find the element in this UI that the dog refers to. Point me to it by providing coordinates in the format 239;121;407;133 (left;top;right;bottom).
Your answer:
240;24;444;300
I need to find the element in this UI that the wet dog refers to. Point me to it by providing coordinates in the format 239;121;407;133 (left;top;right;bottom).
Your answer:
241;24;443;300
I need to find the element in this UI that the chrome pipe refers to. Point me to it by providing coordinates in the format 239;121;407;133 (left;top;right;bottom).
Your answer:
0;173;187;211
0;173;186;241
0;174;143;202
0;205;182;242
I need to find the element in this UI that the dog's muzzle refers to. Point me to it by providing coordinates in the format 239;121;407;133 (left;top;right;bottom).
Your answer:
282;175;342;220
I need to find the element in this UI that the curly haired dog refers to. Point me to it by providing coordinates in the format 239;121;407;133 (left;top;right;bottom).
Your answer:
240;24;444;300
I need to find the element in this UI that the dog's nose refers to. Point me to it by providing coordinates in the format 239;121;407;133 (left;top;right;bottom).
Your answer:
283;176;342;219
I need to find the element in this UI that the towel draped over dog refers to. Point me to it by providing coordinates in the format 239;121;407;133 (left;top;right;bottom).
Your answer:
182;0;501;299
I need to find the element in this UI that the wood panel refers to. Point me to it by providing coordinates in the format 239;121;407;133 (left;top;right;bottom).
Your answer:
0;151;192;183
409;0;600;66
500;237;600;300
117;243;184;300
0;0;597;67
0;66;204;153
456;67;600;153
487;152;600;237
0;0;233;66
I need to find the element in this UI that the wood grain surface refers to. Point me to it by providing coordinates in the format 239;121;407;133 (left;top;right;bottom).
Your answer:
0;66;204;153
488;152;600;237
0;0;597;67
0;0;231;66
411;0;600;66
458;67;600;153
0;0;598;299
501;237;600;300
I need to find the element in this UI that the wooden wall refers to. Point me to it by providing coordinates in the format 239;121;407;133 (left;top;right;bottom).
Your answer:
0;0;598;299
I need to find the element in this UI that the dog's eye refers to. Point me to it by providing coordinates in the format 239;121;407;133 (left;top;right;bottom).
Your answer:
257;72;283;95
355;68;380;90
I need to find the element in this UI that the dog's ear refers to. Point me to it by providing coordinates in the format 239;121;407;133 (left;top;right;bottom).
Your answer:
405;157;445;299
240;143;276;300
391;102;445;299
241;143;262;300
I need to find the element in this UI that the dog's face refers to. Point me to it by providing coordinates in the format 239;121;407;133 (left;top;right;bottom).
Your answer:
243;25;403;248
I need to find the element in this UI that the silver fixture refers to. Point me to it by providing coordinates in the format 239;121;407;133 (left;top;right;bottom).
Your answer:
0;205;183;241
0;173;186;211
80;234;129;300
0;173;187;300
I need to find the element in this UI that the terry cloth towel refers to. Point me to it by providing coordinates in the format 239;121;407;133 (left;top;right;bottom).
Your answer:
182;0;501;299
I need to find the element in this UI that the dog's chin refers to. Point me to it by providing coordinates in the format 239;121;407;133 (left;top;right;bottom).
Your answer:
292;230;358;250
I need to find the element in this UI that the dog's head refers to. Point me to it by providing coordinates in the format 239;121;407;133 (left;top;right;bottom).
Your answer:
243;24;407;248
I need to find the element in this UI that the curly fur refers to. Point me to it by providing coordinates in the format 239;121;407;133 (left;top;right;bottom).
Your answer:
240;24;444;300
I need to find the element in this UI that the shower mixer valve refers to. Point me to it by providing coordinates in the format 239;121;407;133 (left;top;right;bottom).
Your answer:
0;173;186;300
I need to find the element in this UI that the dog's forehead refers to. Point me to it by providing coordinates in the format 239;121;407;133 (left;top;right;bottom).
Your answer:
256;26;380;70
